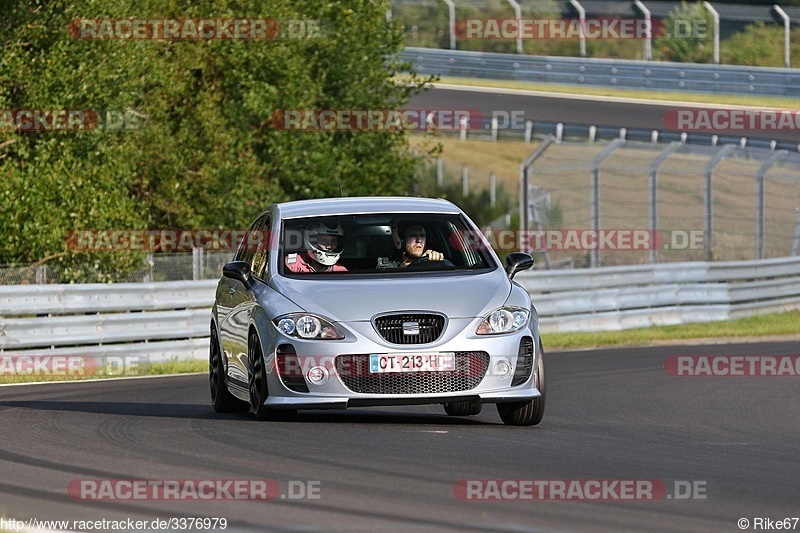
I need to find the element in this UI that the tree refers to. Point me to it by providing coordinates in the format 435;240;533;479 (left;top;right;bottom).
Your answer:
0;0;433;281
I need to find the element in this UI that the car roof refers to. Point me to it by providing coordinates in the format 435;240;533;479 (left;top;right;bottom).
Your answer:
274;196;462;219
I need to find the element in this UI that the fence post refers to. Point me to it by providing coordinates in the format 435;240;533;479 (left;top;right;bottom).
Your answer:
443;0;456;50
648;142;681;263
634;0;652;60
462;164;469;196
757;150;788;259
525;120;533;144
192;248;201;280
703;1;720;64
590;139;625;267
569;0;587;58
705;144;736;261
519;136;556;260
490;172;497;207
437;157;444;187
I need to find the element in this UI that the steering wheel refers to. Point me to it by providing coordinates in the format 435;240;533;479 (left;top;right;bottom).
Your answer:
406;256;454;269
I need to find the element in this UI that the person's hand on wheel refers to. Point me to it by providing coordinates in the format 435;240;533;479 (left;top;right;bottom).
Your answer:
423;250;443;261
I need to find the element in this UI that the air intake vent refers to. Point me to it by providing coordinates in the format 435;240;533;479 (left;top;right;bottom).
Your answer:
511;337;534;387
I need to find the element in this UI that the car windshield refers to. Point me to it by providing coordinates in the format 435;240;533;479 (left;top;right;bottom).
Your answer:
279;213;496;275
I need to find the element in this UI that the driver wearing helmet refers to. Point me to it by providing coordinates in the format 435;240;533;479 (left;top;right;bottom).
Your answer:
285;222;347;273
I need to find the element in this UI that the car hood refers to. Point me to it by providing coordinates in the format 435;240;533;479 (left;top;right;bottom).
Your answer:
269;269;511;322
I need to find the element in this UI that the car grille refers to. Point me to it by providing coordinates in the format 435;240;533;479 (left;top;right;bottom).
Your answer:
373;313;445;344
335;352;490;394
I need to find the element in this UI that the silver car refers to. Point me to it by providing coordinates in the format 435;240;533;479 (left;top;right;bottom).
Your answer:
209;197;545;425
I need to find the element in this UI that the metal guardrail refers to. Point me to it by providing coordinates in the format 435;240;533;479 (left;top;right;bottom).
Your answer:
516;256;800;331
0;280;217;363
402;47;800;97
1;258;799;365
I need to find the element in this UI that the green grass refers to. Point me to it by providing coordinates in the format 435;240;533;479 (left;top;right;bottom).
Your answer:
543;310;800;350
0;358;206;385
420;75;800;109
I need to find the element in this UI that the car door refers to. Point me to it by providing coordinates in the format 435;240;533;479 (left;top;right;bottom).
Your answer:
220;214;270;387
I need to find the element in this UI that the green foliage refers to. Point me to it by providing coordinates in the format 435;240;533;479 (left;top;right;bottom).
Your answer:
0;0;433;281
654;1;714;63
721;22;800;68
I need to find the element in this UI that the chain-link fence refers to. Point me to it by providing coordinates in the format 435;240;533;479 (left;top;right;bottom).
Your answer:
0;250;234;285
520;138;800;267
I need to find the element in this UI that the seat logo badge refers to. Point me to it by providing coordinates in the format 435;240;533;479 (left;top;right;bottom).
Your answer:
403;321;420;335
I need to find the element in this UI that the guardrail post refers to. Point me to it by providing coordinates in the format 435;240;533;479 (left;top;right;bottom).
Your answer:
569;0;587;57
703;2;720;64
704;144;735;261
525;120;533;143
590;139;625;267
774;5;791;68
757;150;788;260
634;0;652;60
648;142;681;263
443;0;456;50
491;116;498;141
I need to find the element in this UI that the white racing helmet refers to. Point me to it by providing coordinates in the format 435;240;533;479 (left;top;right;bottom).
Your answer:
305;222;345;266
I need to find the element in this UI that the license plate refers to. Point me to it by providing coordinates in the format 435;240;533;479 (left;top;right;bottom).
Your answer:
369;353;456;373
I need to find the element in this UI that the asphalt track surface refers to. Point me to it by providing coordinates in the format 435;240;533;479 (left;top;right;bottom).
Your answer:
409;86;800;143
1;341;798;532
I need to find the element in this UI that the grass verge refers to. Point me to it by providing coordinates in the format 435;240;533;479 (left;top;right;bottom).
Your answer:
543;310;800;350
0;358;207;385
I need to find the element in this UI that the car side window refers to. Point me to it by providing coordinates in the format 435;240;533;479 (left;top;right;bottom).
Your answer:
235;215;268;274
251;216;271;280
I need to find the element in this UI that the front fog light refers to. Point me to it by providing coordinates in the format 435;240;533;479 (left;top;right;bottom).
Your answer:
494;360;511;376
307;366;328;384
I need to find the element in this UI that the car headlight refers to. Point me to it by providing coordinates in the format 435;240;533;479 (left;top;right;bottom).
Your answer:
274;314;344;340
476;307;530;335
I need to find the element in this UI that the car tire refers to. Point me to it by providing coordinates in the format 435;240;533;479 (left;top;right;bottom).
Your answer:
248;331;296;421
444;402;482;416
210;326;250;413
497;340;546;426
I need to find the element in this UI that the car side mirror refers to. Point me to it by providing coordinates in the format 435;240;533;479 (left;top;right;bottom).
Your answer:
505;252;534;280
223;261;253;289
